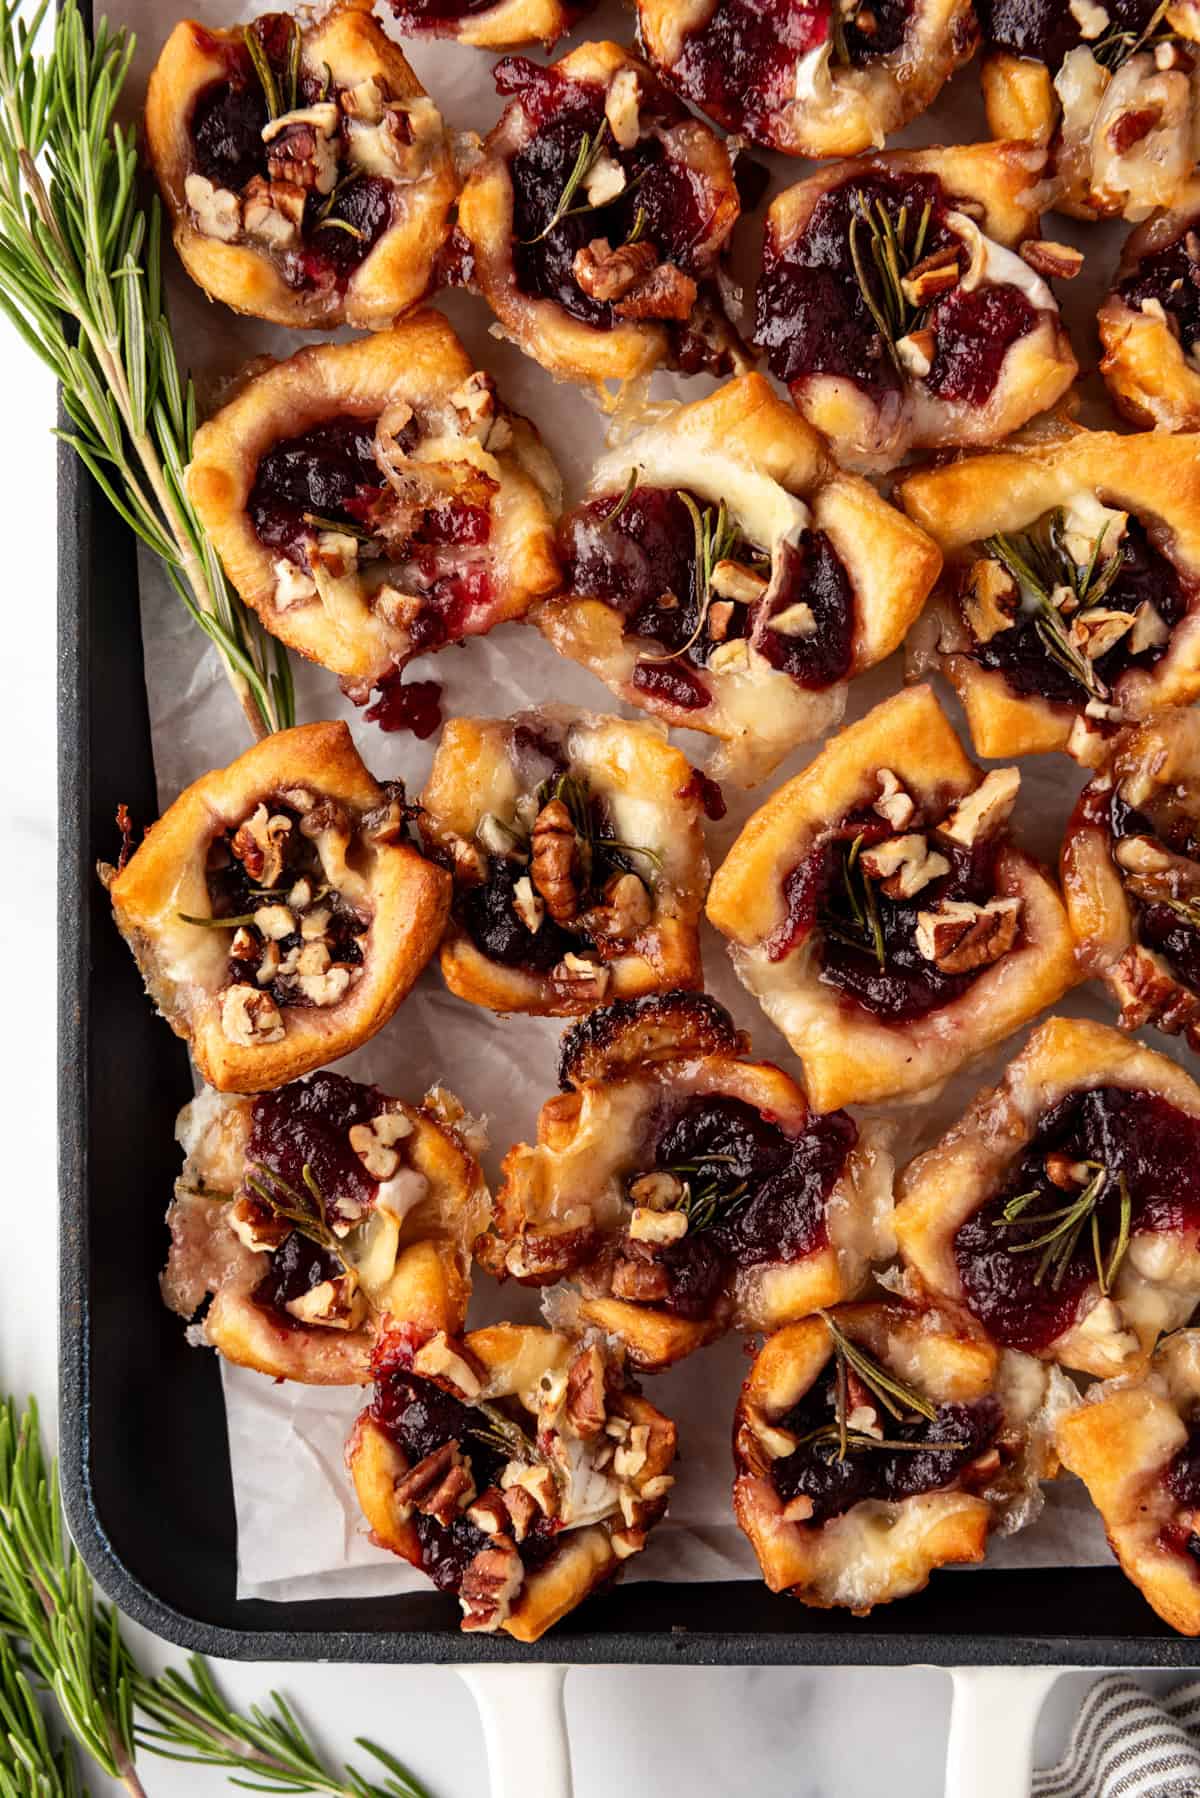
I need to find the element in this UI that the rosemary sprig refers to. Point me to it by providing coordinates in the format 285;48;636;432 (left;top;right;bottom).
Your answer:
645;492;742;664
983;512;1127;703
0;1397;434;1798
818;834;885;968
602;464;640;527
1092;0;1175;68
995;1162;1132;1294
649;1154;752;1234
1164;894;1200;930
177;909;259;928
847;191;934;367
313;215;365;241
468;1402;542;1465
522;119;612;244
243;22;281;118
0;0;293;739
819;1311;939;1429
303;510;375;541
245;1161;351;1271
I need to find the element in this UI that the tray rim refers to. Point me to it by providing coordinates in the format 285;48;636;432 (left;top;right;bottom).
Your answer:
47;76;1200;1662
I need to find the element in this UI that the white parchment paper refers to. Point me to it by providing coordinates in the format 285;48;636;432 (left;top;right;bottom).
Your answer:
108;0;1180;1598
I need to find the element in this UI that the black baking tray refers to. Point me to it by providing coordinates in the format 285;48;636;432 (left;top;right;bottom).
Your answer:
51;145;1200;1660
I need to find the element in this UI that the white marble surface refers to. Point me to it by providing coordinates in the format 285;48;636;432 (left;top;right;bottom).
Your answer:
4;245;1198;1798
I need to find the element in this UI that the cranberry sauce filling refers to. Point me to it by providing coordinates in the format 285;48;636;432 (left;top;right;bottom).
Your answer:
976;0;1161;64
1099;778;1200;996
371;1370;557;1588
756;171;1035;404
954;1086;1200;1351
767;803;1003;1021
248;415;387;561
496;58;718;330
1119;227;1200;351
617;1095;857;1320
188;15;393;287
458;758;651;974
973;517;1188;707
771;1375;1002;1526
247;1071;386;1319
559;484;856;697
1166;1421;1200;1512
670;0;913;145
205;796;366;1004
386;0;520;26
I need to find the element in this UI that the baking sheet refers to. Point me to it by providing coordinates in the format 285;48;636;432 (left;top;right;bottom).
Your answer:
110;0;1172;1599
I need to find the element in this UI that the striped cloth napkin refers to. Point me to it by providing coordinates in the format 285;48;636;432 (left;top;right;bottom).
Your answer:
1035;1676;1200;1797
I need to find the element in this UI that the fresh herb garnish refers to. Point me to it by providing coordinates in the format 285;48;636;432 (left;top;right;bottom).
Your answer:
603;464;640;527
818;833;886;969
0;1394;433;1796
847;190;935;369
645;1154;751;1234
313;214;365;241
468;1401;542;1464
0;0;293;739
245;1161;350;1272
243;22;282;119
531;770;663;889
645;492;743;664
815;1312;959;1464
176;909;259;929
302;509;375;540
523;119;614;245
1092;0;1176;68
983;509;1128;702
994;1162;1132;1294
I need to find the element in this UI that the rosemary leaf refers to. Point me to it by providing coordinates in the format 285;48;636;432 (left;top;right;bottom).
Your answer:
602;464;639;527
522;120;611;245
177;909;259;929
0;0;293;739
243;23;280;119
819;1311;939;1426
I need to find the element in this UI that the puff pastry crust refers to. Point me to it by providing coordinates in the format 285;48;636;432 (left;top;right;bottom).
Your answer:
537;375;942;786
383;0;587;48
103;721;450;1092
419;709;709;1017
901;427;1200;765
1063;708;1200;1048
1099;178;1200;430
1056;1329;1200;1635
636;0;978;158
145;3;458;329
705;685;1078;1111
895;1016;1200;1379
347;1323;676;1638
454;43;743;399
162;1075;489;1385
479;994;895;1370
186;316;562;701
980;3;1200;221
755;145;1078;472
732;1302;1069;1612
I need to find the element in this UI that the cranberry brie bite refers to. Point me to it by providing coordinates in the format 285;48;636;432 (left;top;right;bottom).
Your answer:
1099;178;1200;430
705;687;1078;1112
900;428;1200;764
419;710;709;1017
186;318;561;716
481;994;894;1371
755;146;1079;473
1056;1329;1200;1635
454;44;743;399
347;1325;676;1638
733;1304;1068;1612
103;723;450;1092
145;5;458;329
537;376;941;786
164;1074;488;1384
636;0;978;158
979;0;1200;221
382;0;589;48
895;1018;1200;1379
1063;709;1200;1048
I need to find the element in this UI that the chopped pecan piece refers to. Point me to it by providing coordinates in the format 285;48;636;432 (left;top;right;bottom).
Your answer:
1110;942;1200;1046
565;1344;608;1439
859;834;950;899
914;897;1022;973
578;872;651;942
467;1490;512;1538
573;238;658;303
531;798;579;923
1069;608;1136;661
284;1271;367;1332
614;261;698;321
896;327;934;377
394;1441;476;1527
502;1484;539;1542
874;769;915;831
220;983;284;1046
552;952;611;1001
412;1331;483;1398
459;1544;524;1633
938;768;1021;847
1018;239;1084;280
962;559;1018;644
611;1242;671;1304
900;245;961;306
